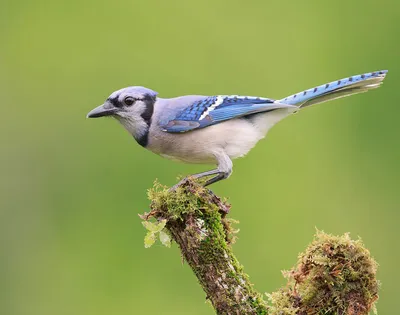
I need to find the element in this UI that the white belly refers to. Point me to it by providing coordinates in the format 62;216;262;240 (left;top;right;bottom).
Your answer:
147;108;294;165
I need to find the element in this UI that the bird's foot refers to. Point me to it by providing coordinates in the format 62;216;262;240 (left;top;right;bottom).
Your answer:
168;177;230;214
169;175;213;192
169;177;191;192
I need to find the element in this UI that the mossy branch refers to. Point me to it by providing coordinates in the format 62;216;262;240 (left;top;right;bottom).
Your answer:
140;179;379;315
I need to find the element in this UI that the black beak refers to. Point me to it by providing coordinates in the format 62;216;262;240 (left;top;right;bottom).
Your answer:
86;104;117;118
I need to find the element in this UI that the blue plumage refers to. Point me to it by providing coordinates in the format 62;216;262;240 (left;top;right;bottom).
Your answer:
161;95;294;133
173;96;219;121
279;70;388;106
161;70;388;133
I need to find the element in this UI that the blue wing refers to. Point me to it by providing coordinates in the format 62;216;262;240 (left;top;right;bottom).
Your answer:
161;95;296;133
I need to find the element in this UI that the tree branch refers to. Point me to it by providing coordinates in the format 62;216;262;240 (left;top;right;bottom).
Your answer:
141;179;379;315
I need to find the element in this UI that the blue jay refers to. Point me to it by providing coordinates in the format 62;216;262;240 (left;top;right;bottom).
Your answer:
87;70;387;186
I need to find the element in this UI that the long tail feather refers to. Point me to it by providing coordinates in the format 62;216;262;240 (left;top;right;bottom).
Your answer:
278;70;388;108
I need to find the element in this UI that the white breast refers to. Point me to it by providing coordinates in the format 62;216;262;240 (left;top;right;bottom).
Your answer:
147;99;295;165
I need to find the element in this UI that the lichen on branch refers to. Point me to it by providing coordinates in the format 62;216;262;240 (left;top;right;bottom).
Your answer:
140;179;379;315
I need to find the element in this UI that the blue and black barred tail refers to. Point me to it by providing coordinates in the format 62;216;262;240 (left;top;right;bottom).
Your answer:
278;70;388;108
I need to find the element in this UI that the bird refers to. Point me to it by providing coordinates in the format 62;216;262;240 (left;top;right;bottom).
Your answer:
87;70;388;186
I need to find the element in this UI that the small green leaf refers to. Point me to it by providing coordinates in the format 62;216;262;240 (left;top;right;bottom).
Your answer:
159;230;171;248
144;232;156;248
154;219;167;232
142;219;167;232
142;221;158;232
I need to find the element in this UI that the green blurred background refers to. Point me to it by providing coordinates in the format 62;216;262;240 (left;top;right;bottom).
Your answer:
1;0;399;314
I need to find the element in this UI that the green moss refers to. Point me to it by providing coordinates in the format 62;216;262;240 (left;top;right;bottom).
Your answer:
268;230;379;315
266;290;299;315
146;180;379;315
198;210;227;262
146;179;268;314
148;179;205;220
249;295;269;315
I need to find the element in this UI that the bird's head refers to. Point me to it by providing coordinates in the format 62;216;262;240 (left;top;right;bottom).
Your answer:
87;86;158;144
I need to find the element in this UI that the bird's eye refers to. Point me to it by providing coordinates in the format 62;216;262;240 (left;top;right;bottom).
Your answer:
124;96;135;106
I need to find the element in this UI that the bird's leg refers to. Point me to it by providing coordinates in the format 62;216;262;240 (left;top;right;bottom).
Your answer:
204;173;227;186
170;152;233;190
192;169;220;179
191;169;223;186
192;151;233;186
186;152;234;187
169;169;220;191
169;169;226;191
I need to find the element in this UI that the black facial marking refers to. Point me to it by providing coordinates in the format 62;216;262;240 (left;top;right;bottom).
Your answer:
325;83;329;89
136;130;149;147
141;93;156;126
303;91;307;96
313;87;318;93
134;93;157;148
108;96;122;107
